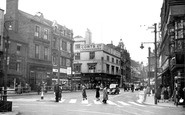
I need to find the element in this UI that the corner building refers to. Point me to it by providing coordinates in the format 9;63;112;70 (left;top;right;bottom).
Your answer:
74;43;121;89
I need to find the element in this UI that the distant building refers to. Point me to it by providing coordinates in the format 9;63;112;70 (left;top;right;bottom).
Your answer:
73;43;121;88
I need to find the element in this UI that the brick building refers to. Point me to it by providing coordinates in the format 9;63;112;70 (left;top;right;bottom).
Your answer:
4;0;73;90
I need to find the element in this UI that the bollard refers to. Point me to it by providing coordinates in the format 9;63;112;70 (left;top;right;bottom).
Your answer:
41;91;44;99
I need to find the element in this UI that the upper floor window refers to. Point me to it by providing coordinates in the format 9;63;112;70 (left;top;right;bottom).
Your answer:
52;37;57;48
89;52;95;59
112;58;114;63
16;43;21;54
44;47;49;60
75;44;80;49
35;25;40;37
75;53;80;60
74;64;81;73
52;56;57;65
60;57;66;66
107;56;109;61
16;61;21;72
175;19;185;39
106;64;110;74
111;65;114;74
35;44;40;59
116;59;118;64
62;41;67;51
116;67;119;74
44;29;49;40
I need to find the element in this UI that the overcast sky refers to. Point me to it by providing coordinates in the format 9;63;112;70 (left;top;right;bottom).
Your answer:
0;0;163;65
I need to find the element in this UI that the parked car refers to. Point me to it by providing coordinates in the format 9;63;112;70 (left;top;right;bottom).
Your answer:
107;84;120;95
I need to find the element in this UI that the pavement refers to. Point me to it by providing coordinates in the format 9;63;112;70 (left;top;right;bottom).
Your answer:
137;90;184;108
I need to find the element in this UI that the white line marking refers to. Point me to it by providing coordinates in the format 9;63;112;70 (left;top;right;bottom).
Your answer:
117;101;130;106
81;100;88;104
128;101;145;107
93;100;102;104
69;99;77;103
107;100;122;107
59;99;65;103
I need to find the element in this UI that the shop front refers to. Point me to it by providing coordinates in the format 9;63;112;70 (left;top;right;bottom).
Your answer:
28;64;52;91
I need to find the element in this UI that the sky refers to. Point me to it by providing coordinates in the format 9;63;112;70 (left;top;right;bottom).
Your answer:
0;0;163;65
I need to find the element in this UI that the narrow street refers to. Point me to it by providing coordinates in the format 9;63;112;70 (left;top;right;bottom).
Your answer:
6;89;185;115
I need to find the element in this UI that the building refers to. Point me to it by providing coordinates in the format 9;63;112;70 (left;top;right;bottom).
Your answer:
4;0;74;90
160;0;185;92
73;43;121;88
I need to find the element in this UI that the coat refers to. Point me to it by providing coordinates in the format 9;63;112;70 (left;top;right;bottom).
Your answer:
82;86;87;98
95;86;100;98
103;87;108;101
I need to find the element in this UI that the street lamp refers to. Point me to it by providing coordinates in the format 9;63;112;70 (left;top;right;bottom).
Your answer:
2;20;12;102
140;23;158;105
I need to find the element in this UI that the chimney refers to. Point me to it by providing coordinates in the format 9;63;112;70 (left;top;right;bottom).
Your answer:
5;0;19;32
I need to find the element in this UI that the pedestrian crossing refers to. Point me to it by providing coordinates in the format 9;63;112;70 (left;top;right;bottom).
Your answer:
9;98;164;109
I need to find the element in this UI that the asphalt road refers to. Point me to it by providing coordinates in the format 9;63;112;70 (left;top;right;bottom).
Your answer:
6;89;185;115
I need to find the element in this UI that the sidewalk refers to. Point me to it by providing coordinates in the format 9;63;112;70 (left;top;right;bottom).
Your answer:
137;91;182;108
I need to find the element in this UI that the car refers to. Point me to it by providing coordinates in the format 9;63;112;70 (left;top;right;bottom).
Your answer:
107;84;120;95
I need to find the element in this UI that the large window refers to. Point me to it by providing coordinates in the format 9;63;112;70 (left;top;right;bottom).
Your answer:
16;43;21;54
52;56;57;65
60;57;66;66
75;44;80;49
89;52;95;59
74;64;81;73
35;25;40;37
44;47;49;60
44;29;49;40
62;41;67;51
35;44;40;59
106;64;110;74
52;37;57;48
75;53;80;60
107;56;109;61
175;19;185;39
111;65;114;74
88;64;96;73
16;61;21;72
112;58;114;63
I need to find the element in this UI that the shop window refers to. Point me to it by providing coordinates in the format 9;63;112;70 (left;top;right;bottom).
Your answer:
74;64;81;73
88;64;96;73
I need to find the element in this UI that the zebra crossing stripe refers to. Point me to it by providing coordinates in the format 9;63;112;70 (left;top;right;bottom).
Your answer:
117;101;130;106
59;99;65;103
107;100;122;107
69;99;77;103
93;100;101;104
128;101;145;107
81;100;88;104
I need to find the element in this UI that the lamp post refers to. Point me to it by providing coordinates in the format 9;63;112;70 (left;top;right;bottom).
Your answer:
2;21;12;102
140;23;158;105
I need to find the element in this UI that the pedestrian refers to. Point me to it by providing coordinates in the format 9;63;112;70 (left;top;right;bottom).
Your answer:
59;85;62;101
102;85;108;104
37;84;41;95
142;85;150;103
82;84;87;100
167;86;171;101
163;87;169;102
156;85;162;102
161;86;165;102
95;84;100;101
54;83;60;102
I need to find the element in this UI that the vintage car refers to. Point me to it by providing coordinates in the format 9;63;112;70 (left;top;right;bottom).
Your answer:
107;84;120;95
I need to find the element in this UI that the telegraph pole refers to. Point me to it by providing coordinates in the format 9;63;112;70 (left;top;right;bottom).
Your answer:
154;23;158;105
148;47;151;87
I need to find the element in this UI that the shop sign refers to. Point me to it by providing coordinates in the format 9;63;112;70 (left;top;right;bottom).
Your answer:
80;44;102;51
53;69;58;72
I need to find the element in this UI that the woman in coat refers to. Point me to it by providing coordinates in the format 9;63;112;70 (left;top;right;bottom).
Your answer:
82;85;87;100
102;85;108;104
95;84;100;101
